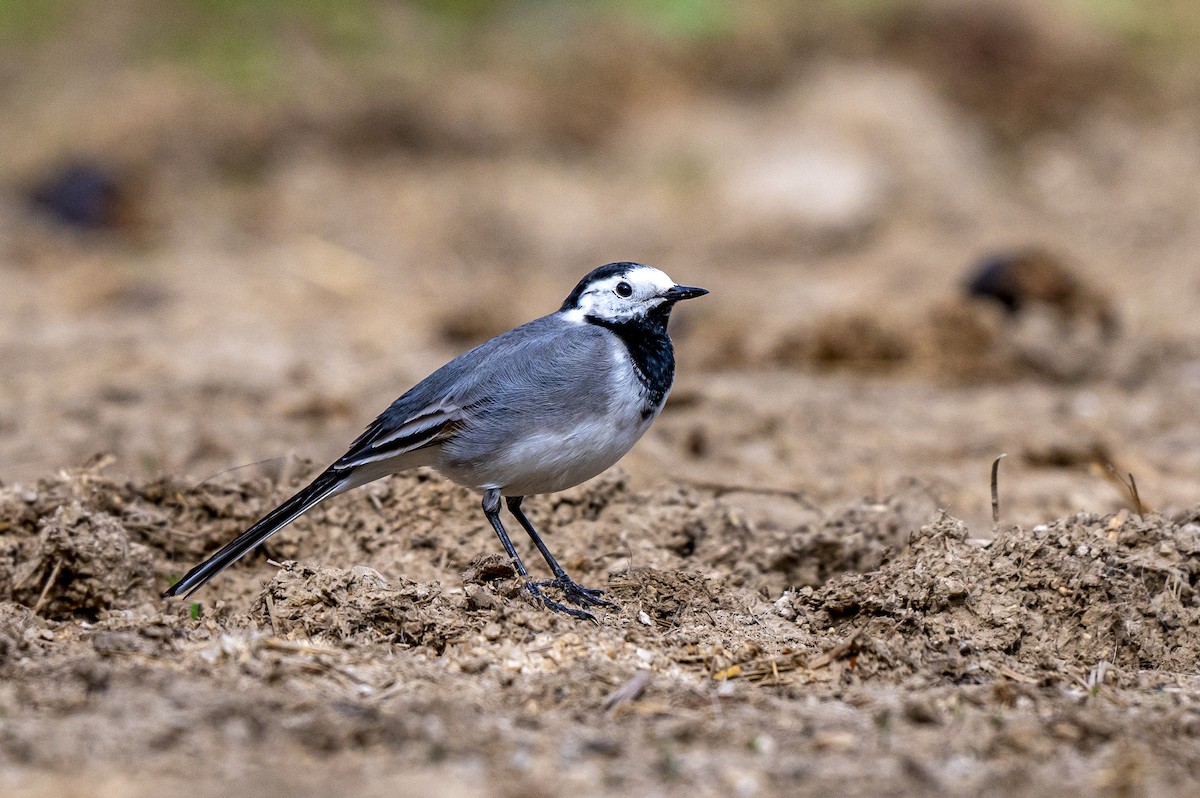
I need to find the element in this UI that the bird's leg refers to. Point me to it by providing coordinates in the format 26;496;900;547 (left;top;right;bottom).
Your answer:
482;490;594;621
506;495;617;613
483;489;530;578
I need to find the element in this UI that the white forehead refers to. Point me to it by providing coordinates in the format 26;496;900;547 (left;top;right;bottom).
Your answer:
603;265;675;292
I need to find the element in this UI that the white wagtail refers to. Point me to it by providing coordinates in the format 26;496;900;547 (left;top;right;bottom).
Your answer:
164;262;708;620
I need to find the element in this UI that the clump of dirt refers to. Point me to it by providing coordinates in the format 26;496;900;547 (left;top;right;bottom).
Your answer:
963;248;1119;338
757;490;937;590
781;510;1200;684
606;567;722;627
774;313;912;373
771;296;1122;383
534;477;938;597
1021;437;1114;470
763;245;1124;383
0;501;154;620
912;299;1012;380
0;602;47;666
0;464;289;560
460;552;517;586
251;563;468;652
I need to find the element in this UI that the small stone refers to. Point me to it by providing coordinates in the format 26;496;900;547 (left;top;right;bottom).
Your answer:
466;587;498;612
903;697;942;725
813;731;856;751
459;656;490;674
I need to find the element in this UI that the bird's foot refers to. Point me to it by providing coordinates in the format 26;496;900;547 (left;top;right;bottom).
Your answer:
534;575;619;610
526;576;618;622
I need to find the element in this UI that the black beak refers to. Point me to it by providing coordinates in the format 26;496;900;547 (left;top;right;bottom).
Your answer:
664;285;709;302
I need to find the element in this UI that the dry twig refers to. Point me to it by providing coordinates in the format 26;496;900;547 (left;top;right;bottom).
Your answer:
808;627;865;670
603;670;653;712
1104;464;1145;517
991;454;1006;535
32;558;63;615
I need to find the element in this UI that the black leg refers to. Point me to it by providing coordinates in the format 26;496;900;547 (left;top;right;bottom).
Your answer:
507;496;617;613
482;488;529;577
482;490;594;621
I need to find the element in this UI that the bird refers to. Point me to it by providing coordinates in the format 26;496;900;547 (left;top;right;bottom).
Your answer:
164;262;708;621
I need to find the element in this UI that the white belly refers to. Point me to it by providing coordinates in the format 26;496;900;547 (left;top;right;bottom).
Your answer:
491;411;653;495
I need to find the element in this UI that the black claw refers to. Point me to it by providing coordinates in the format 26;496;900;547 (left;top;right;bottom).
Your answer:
532;576;619;611
525;582;598;622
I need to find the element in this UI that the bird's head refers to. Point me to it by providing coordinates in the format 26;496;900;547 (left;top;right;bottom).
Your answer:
560;262;708;326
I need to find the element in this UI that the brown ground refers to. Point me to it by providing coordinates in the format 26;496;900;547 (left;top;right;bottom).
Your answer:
4;2;1200;795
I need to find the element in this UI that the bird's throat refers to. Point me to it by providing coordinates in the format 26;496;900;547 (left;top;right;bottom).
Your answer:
584;311;675;416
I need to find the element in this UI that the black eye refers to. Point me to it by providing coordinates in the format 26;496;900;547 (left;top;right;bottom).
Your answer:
615;281;633;298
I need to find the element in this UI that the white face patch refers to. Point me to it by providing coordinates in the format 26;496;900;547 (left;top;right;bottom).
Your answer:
561;265;679;324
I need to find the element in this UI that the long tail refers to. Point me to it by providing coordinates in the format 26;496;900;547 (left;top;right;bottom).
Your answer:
164;468;347;598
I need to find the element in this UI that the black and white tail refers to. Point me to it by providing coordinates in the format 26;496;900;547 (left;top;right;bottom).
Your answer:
163;469;346;598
